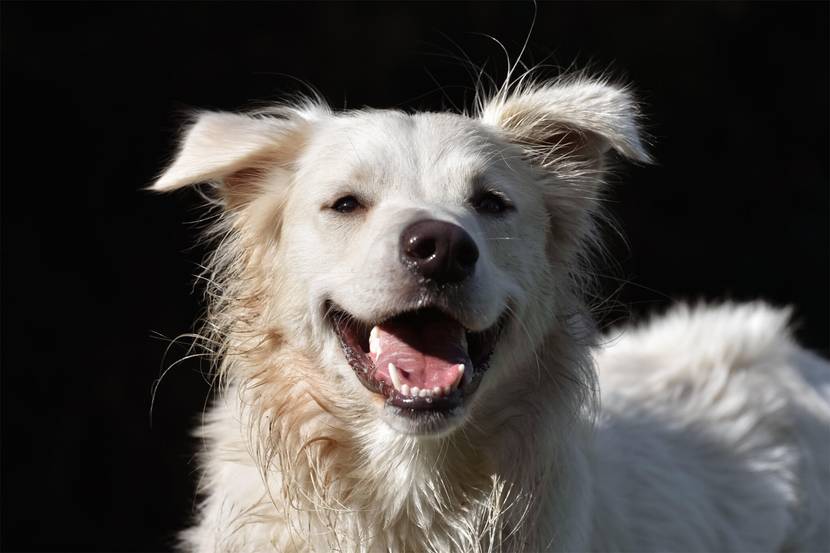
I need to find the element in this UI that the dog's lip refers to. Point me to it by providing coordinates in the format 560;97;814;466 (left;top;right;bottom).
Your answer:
326;301;506;413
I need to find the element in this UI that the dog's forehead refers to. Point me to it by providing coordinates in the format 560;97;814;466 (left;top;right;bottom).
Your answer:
299;110;505;197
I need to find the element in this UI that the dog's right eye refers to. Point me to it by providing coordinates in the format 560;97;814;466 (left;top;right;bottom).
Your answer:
332;195;362;214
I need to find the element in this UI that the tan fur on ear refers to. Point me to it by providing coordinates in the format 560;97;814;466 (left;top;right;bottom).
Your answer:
478;77;652;168
151;107;319;194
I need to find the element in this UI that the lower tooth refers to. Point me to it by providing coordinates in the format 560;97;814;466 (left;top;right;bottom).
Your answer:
419;388;428;398
388;363;402;391
433;386;441;396
411;386;421;397
401;384;410;397
443;386;451;395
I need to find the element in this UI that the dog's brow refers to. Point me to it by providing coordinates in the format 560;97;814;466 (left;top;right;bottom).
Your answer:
469;172;509;198
469;173;489;192
348;164;373;184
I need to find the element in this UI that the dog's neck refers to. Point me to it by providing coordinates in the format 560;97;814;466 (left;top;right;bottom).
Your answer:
209;319;595;552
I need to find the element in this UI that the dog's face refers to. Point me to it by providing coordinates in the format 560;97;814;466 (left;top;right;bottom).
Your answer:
280;111;546;435
154;80;648;437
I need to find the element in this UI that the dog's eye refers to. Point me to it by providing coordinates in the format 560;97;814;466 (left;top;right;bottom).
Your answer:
471;191;512;216
332;195;362;214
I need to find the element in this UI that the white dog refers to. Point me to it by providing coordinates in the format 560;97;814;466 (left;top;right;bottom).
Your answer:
153;76;830;552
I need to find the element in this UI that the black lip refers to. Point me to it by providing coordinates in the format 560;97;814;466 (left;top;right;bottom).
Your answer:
387;405;468;434
327;303;506;412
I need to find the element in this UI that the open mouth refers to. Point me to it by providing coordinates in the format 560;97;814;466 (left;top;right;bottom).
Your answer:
328;305;505;417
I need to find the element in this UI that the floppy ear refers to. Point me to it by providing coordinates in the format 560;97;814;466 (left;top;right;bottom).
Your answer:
151;110;313;202
479;78;651;172
480;78;651;262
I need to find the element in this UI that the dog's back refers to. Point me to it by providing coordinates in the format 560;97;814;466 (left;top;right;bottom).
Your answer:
593;303;830;552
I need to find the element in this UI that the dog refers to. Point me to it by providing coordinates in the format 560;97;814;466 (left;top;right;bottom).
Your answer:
153;76;830;552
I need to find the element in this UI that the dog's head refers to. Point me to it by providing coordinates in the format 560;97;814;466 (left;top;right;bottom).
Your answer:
154;78;648;437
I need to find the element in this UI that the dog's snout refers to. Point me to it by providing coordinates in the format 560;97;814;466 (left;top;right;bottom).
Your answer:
400;219;479;284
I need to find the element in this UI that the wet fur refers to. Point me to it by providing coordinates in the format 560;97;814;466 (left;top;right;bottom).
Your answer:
154;77;830;552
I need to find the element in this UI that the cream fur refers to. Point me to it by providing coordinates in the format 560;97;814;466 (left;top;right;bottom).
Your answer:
153;77;830;552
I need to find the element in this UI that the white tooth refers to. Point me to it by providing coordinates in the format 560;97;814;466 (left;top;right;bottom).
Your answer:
451;364;466;390
443;386;451;395
400;384;410;397
388;363;401;391
433;386;442;396
411;386;420;397
369;326;381;357
419;388;429;398
452;364;468;390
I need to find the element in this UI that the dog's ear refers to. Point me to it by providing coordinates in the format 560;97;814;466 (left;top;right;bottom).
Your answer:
151;110;313;203
479;78;651;171
480;79;651;262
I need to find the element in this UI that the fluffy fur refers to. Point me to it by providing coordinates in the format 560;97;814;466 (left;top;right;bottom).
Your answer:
153;76;830;552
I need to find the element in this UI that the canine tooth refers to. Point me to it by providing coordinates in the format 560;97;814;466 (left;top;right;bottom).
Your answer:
432;386;442;396
400;384;410;397
419;388;429;398
411;386;420;397
369;326;381;356
457;364;465;375
388;363;402;391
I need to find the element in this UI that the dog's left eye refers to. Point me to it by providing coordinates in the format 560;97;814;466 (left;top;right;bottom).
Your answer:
332;195;362;214
471;191;513;216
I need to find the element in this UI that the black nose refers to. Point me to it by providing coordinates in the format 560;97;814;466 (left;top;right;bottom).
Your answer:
400;219;479;284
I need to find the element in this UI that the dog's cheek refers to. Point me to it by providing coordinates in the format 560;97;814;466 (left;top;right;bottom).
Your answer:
490;201;551;311
543;181;602;266
319;336;354;381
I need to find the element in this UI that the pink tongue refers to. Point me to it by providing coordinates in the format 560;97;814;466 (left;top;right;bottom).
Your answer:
370;313;470;390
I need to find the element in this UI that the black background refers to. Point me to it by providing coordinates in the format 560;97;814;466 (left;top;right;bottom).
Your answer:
2;2;828;551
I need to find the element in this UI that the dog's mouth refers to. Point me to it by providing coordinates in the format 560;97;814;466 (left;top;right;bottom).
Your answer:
328;304;505;415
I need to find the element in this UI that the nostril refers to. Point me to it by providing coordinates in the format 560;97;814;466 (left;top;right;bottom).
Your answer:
400;219;477;284
409;236;437;260
456;239;479;267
